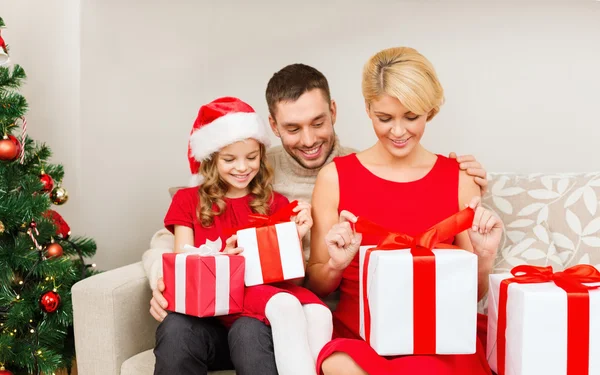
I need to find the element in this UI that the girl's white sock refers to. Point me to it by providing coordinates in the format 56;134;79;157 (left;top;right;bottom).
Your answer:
302;303;333;360
265;292;317;375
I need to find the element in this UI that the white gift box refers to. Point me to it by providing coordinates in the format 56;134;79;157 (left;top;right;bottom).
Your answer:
236;221;305;286
487;272;600;375
358;246;478;356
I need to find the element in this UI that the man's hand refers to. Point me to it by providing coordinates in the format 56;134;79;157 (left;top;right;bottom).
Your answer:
450;152;488;195
150;277;168;322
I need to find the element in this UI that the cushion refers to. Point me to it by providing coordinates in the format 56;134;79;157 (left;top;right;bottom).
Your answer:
492;221;563;273
121;349;236;375
485;172;600;271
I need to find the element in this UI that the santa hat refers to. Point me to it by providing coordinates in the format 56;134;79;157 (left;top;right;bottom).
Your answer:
0;28;10;66
187;96;271;186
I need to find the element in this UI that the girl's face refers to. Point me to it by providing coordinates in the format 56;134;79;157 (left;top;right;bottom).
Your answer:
217;139;261;196
366;94;428;159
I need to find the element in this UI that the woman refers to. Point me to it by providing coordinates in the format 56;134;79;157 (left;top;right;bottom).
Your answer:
307;47;503;375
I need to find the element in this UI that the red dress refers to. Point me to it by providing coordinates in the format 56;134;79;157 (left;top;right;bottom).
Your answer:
164;187;324;327
316;154;492;375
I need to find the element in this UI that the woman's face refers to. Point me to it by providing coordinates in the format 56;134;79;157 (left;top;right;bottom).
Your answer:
366;94;428;159
216;139;261;195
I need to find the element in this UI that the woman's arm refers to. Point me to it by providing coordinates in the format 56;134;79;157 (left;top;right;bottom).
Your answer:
174;225;195;253
306;163;361;297
454;170;497;301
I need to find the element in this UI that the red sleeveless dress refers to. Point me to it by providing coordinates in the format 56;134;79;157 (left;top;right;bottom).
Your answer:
315;154;492;375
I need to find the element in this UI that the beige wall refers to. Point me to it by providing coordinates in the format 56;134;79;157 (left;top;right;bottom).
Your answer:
1;0;599;270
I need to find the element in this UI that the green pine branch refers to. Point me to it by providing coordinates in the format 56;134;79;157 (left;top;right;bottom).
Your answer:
0;65;27;93
0;92;28;128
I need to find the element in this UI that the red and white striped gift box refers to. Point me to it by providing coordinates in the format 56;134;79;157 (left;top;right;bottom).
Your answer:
162;252;245;317
236;221;305;286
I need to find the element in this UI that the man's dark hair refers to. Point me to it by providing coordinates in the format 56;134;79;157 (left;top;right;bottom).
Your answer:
265;63;331;118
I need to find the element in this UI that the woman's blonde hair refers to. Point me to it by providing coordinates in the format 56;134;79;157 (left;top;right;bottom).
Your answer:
197;143;274;227
362;47;444;121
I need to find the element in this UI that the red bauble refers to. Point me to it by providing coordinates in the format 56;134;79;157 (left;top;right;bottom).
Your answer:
43;209;71;239
45;242;63;258
39;290;61;313
0;135;20;161
0;367;14;375
39;173;54;192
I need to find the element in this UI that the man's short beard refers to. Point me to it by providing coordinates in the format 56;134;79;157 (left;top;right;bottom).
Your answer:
287;137;336;170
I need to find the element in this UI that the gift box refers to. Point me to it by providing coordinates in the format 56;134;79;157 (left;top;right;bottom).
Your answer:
487;265;600;375
232;201;305;286
162;247;245;317
357;208;478;356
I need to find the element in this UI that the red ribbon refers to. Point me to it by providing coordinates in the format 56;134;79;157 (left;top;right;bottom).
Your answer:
224;200;299;238
496;265;600;375
225;200;299;284
356;207;475;354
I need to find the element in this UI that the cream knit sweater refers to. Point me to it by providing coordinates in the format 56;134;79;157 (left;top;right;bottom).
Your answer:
142;140;356;290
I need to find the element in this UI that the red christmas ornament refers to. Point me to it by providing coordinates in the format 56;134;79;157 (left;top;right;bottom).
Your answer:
45;242;63;258
39;173;54;192
39;290;61;313
0;366;14;375
0;135;20;161
43;210;71;239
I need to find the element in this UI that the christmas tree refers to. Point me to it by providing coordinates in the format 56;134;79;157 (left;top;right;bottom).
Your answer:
0;17;97;375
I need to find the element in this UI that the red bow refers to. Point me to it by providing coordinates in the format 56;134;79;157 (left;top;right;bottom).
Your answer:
357;207;475;354
496;264;600;375
224;200;298;238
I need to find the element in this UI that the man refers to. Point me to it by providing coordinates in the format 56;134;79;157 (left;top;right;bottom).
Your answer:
148;64;489;375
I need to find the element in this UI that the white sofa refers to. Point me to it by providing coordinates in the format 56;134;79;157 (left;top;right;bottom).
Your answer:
72;172;600;375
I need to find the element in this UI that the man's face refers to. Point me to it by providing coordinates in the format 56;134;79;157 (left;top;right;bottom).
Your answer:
269;89;337;170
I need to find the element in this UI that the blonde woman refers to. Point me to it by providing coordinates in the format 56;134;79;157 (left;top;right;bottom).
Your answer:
307;47;502;375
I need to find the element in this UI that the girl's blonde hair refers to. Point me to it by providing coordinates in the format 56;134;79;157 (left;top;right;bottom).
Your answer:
362;47;444;121
197;143;274;227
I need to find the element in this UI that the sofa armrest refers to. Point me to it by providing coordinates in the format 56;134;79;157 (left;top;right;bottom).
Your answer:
72;261;158;375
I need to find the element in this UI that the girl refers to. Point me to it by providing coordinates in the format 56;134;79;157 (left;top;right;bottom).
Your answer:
307;47;503;375
159;97;332;375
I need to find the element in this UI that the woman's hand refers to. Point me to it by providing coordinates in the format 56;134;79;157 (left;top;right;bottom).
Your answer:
466;196;502;261
325;210;363;271
223;235;243;255
292;200;313;239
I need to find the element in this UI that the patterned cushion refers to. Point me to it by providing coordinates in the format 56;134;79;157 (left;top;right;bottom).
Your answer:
484;172;600;271
492;221;563;273
476;172;600;314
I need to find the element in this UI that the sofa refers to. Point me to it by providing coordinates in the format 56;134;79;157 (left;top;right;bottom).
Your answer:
72;172;600;375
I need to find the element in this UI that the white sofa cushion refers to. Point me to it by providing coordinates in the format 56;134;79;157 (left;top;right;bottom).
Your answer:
121;349;236;375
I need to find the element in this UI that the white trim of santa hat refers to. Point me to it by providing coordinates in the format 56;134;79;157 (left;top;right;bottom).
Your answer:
187;96;271;186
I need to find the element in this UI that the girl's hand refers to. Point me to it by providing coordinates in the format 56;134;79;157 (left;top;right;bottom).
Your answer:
223;235;243;255
292;200;313;239
325;210;362;271
467;196;502;261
